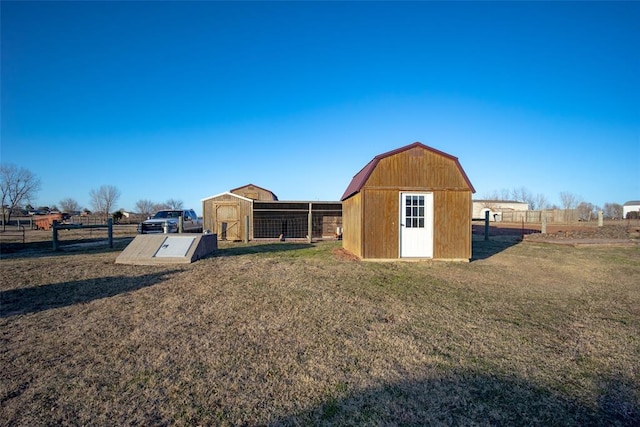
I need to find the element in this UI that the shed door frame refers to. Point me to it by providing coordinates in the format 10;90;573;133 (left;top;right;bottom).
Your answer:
216;203;240;241
399;192;433;258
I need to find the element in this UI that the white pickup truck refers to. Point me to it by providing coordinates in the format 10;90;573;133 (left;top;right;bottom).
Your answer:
137;209;203;234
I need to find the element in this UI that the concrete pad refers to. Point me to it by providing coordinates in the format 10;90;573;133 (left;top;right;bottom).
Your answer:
115;233;217;265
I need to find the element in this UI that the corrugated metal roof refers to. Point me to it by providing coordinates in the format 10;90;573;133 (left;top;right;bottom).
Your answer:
341;142;475;201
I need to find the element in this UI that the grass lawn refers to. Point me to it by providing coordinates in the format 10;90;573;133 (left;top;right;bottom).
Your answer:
1;237;639;426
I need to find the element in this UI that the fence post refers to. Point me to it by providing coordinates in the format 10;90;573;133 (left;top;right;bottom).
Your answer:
598;210;604;227
308;203;313;244
52;220;59;251
178;216;183;233
484;210;490;241
244;215;249;243
107;218;113;248
541;212;547;234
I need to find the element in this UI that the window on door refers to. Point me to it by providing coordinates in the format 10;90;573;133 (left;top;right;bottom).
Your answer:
405;195;425;228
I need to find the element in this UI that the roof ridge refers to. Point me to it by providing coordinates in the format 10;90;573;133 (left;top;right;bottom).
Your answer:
341;142;475;201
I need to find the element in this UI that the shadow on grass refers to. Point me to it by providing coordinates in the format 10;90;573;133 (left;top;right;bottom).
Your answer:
0;269;180;318
471;224;542;261
215;242;314;257
471;235;523;261
277;370;639;426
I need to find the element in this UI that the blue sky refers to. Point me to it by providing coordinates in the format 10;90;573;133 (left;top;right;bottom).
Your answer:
2;1;638;214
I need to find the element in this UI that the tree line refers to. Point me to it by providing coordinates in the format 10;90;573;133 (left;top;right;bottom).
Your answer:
482;187;624;220
0;163;185;229
0;163;631;229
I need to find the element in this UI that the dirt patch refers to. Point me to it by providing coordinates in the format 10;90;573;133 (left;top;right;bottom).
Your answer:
523;224;640;245
473;221;640;245
332;247;361;261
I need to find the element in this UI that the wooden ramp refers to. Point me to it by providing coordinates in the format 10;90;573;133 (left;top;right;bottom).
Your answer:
115;234;217;265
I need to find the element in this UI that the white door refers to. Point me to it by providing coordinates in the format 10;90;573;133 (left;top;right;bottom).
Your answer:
400;193;433;258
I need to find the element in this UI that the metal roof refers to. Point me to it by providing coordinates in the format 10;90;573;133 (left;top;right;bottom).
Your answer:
341;142;475;201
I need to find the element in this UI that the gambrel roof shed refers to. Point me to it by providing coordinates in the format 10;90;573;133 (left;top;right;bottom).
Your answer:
341;141;475;261
230;183;278;201
342;142;475;201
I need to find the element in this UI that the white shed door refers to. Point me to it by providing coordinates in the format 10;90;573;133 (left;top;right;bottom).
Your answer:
400;193;433;258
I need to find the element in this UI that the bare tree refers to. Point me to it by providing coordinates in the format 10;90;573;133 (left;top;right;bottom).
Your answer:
135;199;155;217
509;187;552;210
483;188;514;201
59;197;80;213
577;201;595;221
500;188;512;200
165;198;184;210
481;191;498;200
0;163;41;230
603;202;623;219
152;202;170;212
559;191;579;210
531;193;550;211
89;185;121;215
510;187;532;209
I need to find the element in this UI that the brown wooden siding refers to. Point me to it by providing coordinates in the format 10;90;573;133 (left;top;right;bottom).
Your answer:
231;185;276;201
433;190;472;259
366;146;470;190
357;189;471;259
202;194;253;240
362;189;399;259
342;143;473;260
342;192;362;257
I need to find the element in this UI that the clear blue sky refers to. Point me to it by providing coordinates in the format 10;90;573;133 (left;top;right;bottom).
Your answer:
2;1;638;214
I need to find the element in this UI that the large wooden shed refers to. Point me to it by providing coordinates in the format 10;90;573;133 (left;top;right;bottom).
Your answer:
341;142;475;261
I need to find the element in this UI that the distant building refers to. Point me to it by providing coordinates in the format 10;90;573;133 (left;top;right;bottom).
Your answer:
473;200;529;222
622;200;640;219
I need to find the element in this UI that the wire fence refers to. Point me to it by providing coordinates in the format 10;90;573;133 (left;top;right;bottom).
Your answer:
253;211;342;240
249;201;342;241
498;209;639;224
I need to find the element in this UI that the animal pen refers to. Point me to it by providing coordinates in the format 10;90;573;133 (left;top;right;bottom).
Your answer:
201;191;342;242
253;201;342;241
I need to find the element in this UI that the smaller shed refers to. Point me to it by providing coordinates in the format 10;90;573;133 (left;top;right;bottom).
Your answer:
341;142;475;261
202;184;278;240
201;192;253;240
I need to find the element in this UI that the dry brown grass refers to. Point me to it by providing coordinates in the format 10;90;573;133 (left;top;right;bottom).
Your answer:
1;235;639;426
